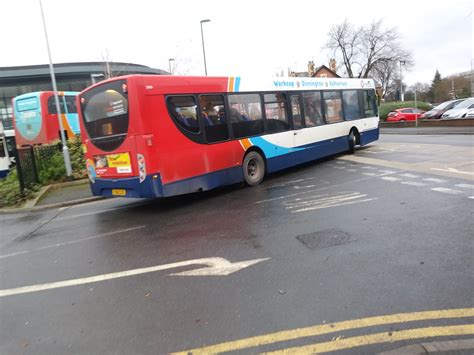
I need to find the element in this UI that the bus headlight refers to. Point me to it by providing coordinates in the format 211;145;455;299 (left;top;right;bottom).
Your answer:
137;154;146;183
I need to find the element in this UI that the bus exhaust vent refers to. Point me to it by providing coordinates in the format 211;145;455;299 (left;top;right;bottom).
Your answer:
296;229;352;250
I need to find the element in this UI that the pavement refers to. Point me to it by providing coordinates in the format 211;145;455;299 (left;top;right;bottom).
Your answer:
380;126;474;135
0;179;102;213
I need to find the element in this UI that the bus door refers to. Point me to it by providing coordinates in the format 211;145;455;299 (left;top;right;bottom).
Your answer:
290;93;304;149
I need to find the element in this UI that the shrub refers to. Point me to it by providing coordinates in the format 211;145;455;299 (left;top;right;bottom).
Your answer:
0;170;38;208
68;136;87;180
379;101;432;120
38;150;67;184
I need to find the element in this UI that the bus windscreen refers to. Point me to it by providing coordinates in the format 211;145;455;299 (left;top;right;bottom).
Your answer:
80;80;129;151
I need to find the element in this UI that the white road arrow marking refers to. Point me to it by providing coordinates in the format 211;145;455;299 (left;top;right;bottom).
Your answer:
0;257;269;298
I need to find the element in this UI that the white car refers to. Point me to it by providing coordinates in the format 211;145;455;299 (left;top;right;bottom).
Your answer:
442;98;474;119
464;109;474;118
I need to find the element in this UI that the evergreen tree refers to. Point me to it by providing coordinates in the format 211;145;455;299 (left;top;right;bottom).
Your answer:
428;70;441;102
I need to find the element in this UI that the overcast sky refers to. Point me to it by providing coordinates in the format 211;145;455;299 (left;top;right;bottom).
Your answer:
1;0;472;86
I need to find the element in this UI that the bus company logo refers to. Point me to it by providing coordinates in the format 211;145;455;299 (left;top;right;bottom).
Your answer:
360;80;371;88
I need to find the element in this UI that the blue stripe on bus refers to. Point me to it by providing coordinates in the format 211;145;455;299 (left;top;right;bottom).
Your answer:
234;77;241;92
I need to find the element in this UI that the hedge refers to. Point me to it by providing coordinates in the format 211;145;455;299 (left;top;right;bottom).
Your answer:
0;136;87;207
379;101;432;120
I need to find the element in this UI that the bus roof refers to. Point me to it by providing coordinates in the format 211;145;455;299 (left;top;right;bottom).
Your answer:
80;75;376;95
13;91;79;101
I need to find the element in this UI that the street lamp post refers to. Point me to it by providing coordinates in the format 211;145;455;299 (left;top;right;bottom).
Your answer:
200;19;210;76
39;0;72;177
168;58;175;75
399;60;406;102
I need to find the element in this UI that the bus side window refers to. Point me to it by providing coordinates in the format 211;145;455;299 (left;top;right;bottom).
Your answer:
65;96;78;114
323;91;344;124
168;96;200;134
228;94;264;139
199;95;229;143
290;95;303;129
342;90;360;120
47;95;66;114
302;92;324;127
363;90;377;117
264;93;290;134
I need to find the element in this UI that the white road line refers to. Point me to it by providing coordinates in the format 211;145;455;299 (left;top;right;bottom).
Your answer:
0;226;147;260
455;183;474;190
431;187;463;195
381;177;401;182
401;181;427;187
378;170;396;174
361;166;377;170
56;205;132;221
291;198;377;213
0;257;269;297
363;172;380;176
346;169;357;172
399;173;419;178
423;178;447;183
283;192;377;214
431;167;474;176
468;196;474;200
293;185;316;190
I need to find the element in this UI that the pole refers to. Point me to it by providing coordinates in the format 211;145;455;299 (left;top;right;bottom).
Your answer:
168;58;174;75
39;0;72;177
414;88;418;128
399;60;405;102
200;19;210;76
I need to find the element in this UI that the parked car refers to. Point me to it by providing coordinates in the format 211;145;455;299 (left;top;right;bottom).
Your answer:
441;98;474;119
421;99;465;119
463;109;474;118
386;108;425;122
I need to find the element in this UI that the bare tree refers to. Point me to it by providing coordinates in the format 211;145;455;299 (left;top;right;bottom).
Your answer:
371;60;399;98
326;19;412;82
101;49;113;79
326;20;361;78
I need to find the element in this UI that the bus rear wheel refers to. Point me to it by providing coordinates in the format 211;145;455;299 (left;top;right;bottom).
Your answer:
243;151;265;186
348;130;358;154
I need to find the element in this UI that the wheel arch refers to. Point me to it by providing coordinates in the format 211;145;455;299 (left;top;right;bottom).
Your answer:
349;126;360;145
243;146;267;172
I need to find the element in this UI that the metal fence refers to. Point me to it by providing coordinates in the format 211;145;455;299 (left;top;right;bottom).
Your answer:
14;144;62;192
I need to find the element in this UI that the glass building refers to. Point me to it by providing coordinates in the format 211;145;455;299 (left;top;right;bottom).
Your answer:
0;62;166;129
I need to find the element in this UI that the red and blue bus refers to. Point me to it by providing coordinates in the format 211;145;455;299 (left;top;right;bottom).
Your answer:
12;91;80;147
78;75;379;198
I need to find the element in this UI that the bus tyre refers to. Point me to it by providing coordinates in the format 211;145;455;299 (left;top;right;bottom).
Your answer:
348;130;357;154
243;151;265;186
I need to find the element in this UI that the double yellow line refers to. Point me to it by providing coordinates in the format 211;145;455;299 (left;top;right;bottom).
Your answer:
172;308;474;354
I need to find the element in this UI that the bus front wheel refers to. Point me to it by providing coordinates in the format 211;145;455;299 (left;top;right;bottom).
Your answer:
243;151;265;186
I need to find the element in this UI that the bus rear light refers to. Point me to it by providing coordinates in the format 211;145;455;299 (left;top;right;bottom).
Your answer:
137;154;146;183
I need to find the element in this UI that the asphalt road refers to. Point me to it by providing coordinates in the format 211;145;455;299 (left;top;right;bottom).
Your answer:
1;134;473;354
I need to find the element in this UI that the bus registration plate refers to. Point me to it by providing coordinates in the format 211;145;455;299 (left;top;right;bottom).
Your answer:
112;189;126;196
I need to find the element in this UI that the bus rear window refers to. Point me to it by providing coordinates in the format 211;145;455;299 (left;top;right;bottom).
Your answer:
80;80;129;151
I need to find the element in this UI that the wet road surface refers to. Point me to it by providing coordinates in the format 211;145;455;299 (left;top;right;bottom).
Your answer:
1;134;473;354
